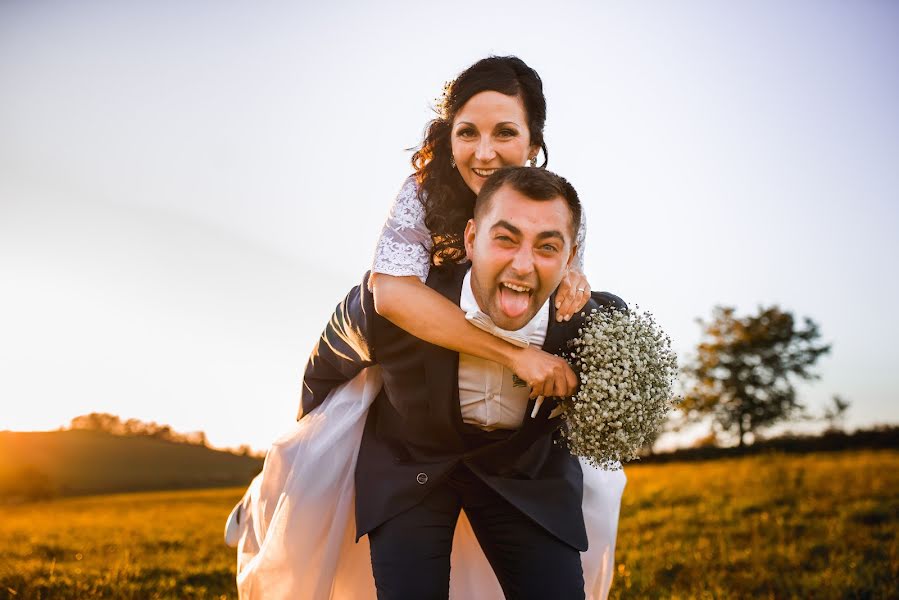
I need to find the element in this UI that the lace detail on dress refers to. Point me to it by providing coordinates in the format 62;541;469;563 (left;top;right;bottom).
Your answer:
371;176;433;282
372;237;430;281
574;204;587;270
388;177;425;231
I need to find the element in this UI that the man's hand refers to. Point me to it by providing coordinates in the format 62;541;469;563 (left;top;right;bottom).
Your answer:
510;346;579;400
555;267;591;322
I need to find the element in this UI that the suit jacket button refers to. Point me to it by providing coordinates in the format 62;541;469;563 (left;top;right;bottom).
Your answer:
416;472;428;485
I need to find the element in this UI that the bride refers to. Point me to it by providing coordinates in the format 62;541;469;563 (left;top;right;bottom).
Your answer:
227;56;626;599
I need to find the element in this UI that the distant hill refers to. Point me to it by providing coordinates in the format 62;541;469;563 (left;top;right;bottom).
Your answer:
0;429;262;500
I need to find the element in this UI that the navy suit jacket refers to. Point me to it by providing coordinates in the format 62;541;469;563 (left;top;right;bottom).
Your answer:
300;263;626;551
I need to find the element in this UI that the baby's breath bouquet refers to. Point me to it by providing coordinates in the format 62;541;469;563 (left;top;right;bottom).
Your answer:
561;306;679;470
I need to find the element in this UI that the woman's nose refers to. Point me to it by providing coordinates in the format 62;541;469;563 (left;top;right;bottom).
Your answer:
475;137;496;162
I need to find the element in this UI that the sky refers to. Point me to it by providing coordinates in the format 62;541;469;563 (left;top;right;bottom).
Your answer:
1;0;897;451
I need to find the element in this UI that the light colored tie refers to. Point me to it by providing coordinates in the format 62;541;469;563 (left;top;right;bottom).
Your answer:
464;310;531;348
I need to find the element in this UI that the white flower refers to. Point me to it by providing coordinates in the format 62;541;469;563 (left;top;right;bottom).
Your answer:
560;307;679;470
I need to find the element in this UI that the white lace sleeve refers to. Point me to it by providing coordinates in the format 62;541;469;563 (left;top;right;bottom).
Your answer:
573;204;587;270
371;176;432;283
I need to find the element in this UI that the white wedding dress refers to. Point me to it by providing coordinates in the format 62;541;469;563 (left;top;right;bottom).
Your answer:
231;367;625;599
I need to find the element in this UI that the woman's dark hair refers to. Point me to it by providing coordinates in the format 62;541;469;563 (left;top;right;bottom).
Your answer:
411;56;548;264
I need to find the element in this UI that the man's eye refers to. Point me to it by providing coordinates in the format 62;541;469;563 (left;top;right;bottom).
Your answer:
496;235;514;243
540;244;560;252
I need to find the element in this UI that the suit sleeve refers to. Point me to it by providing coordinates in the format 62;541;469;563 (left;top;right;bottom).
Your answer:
298;272;377;420
590;291;628;313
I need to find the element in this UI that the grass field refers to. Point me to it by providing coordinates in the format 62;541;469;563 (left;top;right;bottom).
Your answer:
610;450;897;599
2;450;896;599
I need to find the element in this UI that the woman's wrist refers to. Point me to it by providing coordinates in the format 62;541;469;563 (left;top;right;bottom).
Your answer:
488;334;526;371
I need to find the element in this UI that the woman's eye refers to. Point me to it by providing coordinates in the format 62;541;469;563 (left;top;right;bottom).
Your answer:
457;128;476;138
497;128;517;138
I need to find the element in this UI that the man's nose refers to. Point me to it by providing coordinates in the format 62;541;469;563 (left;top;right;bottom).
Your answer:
475;137;496;162
509;245;535;276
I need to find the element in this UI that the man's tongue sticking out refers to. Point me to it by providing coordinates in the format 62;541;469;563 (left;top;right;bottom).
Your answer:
498;284;530;320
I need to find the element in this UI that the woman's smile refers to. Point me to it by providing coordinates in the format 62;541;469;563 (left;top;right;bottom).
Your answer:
472;167;501;178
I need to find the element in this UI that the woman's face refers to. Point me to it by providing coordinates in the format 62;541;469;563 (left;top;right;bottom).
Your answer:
450;91;539;194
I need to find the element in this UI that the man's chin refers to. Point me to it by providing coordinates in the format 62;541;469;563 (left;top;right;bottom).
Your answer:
489;308;535;332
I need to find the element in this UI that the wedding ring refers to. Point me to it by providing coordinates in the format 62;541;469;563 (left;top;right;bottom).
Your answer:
577;287;587;293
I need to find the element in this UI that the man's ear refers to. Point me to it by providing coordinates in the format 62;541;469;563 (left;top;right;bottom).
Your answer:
463;219;476;258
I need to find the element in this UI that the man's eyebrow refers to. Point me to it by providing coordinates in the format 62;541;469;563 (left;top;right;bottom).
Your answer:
535;230;566;242
490;220;522;236
490;221;567;243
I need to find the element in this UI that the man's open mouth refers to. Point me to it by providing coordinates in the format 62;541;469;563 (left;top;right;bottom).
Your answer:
498;282;532;320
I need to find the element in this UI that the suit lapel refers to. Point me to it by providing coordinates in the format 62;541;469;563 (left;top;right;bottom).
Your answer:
542;289;570;357
423;264;470;440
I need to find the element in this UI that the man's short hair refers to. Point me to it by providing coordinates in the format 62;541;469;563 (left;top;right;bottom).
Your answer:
474;167;582;241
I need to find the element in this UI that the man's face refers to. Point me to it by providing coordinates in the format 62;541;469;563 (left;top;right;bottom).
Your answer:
464;184;577;330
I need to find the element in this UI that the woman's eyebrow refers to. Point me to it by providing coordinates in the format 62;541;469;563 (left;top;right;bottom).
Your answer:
455;120;522;129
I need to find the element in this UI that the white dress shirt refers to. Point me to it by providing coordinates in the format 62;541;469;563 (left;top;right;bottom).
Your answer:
458;269;549;430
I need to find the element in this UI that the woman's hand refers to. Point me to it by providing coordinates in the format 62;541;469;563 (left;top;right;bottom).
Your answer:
510;346;579;399
554;267;591;322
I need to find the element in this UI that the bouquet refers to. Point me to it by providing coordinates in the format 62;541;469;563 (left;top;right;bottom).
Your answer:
560;306;679;470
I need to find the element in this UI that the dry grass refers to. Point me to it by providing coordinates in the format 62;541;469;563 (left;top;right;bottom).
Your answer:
610;450;898;599
0;487;241;599
1;450;896;598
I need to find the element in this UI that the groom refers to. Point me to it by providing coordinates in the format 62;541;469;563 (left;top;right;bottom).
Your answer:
301;167;625;599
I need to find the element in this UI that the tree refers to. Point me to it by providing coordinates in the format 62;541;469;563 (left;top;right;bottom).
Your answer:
184;431;209;446
68;413;209;445
823;394;851;432
681;305;830;447
70;412;124;434
235;444;257;457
